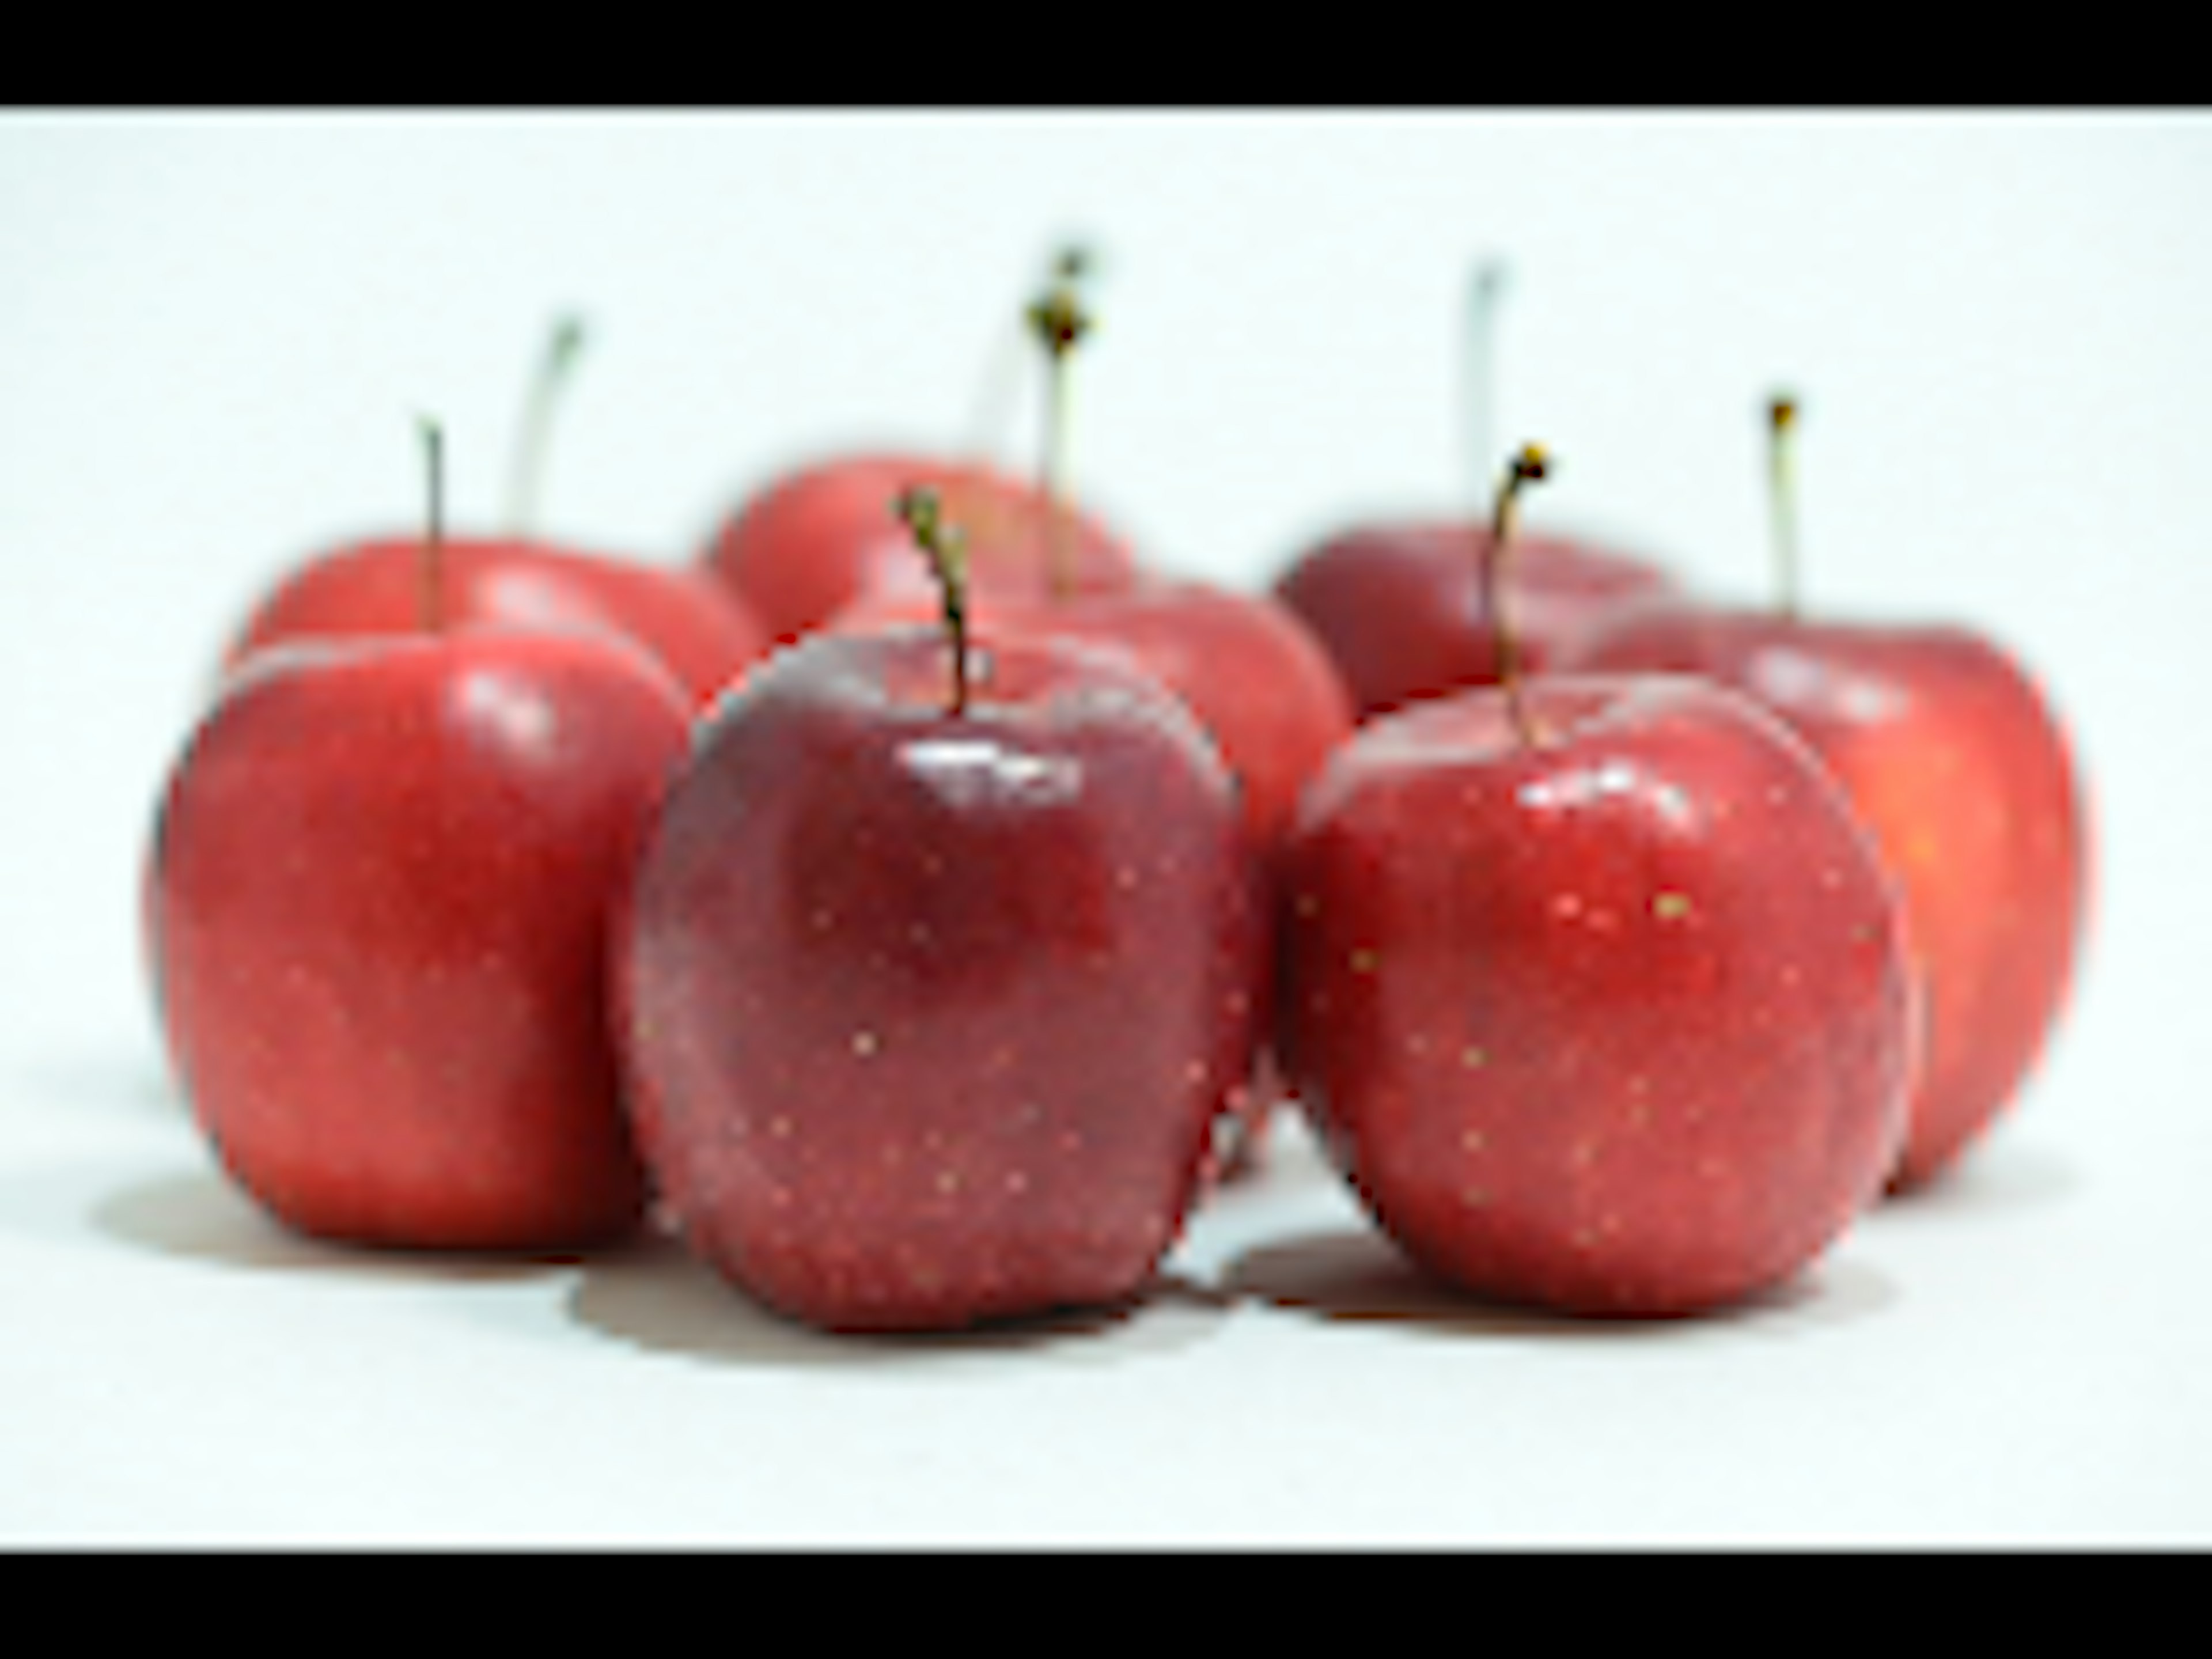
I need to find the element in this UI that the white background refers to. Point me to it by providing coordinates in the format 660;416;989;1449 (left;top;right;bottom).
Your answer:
3;109;2208;1544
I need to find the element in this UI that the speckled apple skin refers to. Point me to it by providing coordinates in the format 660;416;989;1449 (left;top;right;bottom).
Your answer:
1277;675;1913;1317
1563;608;2088;1188
828;579;1357;1184
150;628;694;1249
615;627;1264;1333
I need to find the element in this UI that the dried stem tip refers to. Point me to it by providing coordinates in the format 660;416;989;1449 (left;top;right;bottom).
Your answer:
1027;283;1093;357
1051;242;1094;285
1506;442;1551;490
547;312;588;368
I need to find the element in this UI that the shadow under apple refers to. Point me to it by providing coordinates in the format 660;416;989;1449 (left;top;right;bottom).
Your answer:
91;1164;584;1284
1224;1224;1901;1340
564;1234;1230;1372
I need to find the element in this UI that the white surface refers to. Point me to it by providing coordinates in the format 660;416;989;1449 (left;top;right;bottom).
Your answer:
4;109;2209;1545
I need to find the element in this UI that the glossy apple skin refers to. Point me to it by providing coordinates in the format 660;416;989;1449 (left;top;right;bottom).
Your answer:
831;579;1356;1178
228;535;772;712
614;627;1265;1332
1560;604;2089;1188
699;451;1141;644
1277;674;1912;1317
832;578;1356;857
149;628;694;1249
1273;521;1681;720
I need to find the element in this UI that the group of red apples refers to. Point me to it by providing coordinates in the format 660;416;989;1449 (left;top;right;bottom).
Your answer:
145;278;2088;1331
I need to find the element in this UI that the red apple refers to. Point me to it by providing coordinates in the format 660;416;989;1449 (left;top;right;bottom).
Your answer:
832;575;1354;859
1273;518;1680;721
228;313;774;714
152;419;697;1248
226;534;772;714
149;622;694;1249
1271;257;1681;720
826;271;1357;851
614;494;1263;1331
1276;448;1912;1316
1559;396;2089;1187
1561;607;2085;1190
700;264;1142;645
832;570;1355;1179
698;450;1139;646
817;274;1350;1179
1276;669;1914;1317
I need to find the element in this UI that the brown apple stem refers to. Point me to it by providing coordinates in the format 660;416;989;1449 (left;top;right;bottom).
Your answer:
1767;391;1802;621
893;485;972;716
1485;442;1552;747
417;414;446;634
507;312;588;537
1027;257;1093;601
965;243;1093;465
1462;258;1510;517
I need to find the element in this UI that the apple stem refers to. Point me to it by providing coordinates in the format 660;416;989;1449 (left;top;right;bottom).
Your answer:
1027;252;1093;600
1462;258;1511;517
965;242;1093;465
1485;442;1552;746
893;484;973;716
417;414;446;634
507;312;588;537
1767;391;1802;620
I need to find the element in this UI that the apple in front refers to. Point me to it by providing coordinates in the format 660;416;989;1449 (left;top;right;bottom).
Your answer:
614;625;1264;1332
1277;673;1914;1316
149;627;694;1248
832;573;1356;1181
